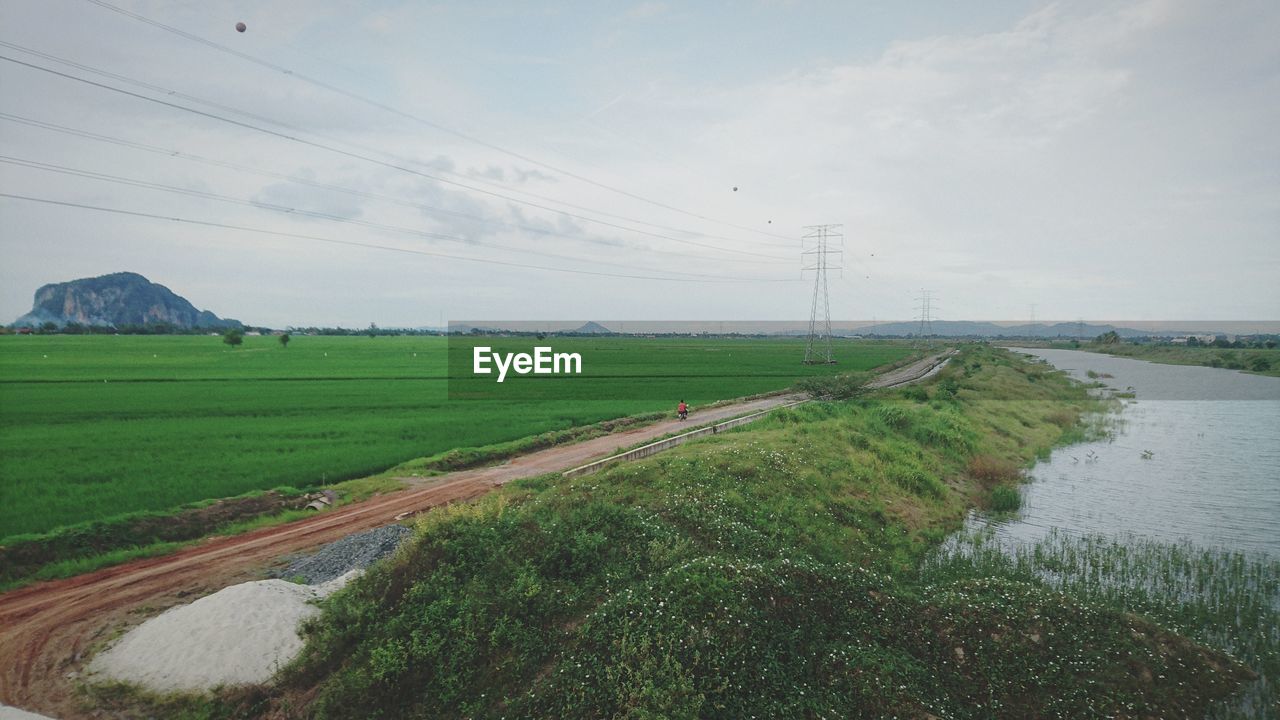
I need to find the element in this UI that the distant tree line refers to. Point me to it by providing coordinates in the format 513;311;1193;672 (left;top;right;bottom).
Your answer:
2;322;269;335
285;324;445;337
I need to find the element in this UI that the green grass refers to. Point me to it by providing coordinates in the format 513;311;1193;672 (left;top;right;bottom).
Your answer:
921;529;1280;720
18;541;192;589
989;486;1022;512
192;346;1248;719
0;335;910;539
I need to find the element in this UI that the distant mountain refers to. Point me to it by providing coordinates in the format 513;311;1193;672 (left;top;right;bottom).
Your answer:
852;321;1200;339
12;272;241;329
572;321;613;335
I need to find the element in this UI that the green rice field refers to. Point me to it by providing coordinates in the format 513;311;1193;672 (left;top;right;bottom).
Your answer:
0;334;911;539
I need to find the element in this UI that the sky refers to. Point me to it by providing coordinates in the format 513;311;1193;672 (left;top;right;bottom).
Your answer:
1;0;1277;327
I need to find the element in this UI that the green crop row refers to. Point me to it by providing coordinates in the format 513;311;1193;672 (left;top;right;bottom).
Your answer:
0;335;910;539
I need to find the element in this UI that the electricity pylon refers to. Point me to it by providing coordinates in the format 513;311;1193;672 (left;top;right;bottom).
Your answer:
802;224;842;364
914;290;935;347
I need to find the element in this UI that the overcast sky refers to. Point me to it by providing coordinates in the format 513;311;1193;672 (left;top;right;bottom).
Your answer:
1;0;1277;327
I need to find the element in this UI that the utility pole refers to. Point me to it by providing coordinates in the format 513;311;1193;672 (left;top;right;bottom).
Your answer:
914;290;935;346
802;224;842;364
1029;303;1038;338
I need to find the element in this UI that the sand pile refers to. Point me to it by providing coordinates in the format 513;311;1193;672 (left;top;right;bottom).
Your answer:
88;570;358;692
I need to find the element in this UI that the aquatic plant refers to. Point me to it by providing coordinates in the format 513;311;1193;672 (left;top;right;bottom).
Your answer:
921;528;1280;719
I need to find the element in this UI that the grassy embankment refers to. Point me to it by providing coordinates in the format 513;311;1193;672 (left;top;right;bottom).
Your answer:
925;529;1280;720
0;335;912;589
96;345;1255;719
1063;342;1280;377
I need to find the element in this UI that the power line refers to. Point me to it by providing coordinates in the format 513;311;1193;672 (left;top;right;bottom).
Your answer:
0;115;779;268
81;0;795;243
0;155;780;281
0;38;765;249
2;36;782;250
801;225;842;364
914;290;936;346
0;192;799;284
0;50;790;261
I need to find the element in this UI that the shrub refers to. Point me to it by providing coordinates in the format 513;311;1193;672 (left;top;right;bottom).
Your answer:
989;486;1022;512
1044;409;1078;429
933;377;960;400
795;372;869;399
901;385;929;402
875;405;911;430
967;455;1020;486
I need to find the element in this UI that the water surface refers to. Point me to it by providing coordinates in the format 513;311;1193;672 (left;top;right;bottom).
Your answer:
996;349;1280;557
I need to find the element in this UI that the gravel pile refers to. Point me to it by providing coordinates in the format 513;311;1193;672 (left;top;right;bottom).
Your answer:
278;524;413;585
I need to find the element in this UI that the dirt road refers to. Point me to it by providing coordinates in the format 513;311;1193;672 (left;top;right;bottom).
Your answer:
0;394;800;718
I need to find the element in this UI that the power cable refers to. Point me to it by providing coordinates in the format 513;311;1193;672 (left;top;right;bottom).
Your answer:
0;38;780;250
0;155;778;281
0;51;788;261
0;112;777;266
0;192;800;284
82;0;795;242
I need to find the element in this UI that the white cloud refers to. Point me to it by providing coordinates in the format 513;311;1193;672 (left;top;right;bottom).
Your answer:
627;2;669;20
1;0;1276;325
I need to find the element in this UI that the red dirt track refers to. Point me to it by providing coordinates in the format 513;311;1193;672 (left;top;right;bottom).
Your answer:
0;394;799;718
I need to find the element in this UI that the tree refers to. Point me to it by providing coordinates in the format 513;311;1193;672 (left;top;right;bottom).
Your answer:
279;332;291;348
223;329;244;348
1096;330;1121;345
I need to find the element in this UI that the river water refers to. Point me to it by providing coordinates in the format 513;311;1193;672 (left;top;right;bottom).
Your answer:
995;349;1280;558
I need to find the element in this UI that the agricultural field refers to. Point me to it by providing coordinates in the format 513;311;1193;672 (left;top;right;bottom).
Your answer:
0;334;911;540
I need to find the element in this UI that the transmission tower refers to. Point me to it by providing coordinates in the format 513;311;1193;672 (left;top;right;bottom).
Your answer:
914;290;936;346
802;224;842;364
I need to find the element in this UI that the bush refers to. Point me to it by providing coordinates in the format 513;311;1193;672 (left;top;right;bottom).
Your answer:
795;372;869;399
901;385;929;402
967;455;1020;486
989;486;1022;512
874;405;911;430
1044;409;1078;429
933;377;960;400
